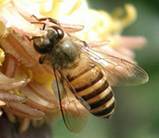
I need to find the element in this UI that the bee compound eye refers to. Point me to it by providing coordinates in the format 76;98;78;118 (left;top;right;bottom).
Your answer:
56;28;64;40
33;38;52;54
52;26;64;40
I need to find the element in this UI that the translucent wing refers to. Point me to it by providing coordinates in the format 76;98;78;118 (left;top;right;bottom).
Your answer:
81;46;149;86
52;68;88;133
58;23;84;33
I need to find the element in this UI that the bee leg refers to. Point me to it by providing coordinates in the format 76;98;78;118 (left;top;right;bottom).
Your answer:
81;40;88;47
24;35;41;42
31;15;59;26
79;38;88;47
30;21;46;30
39;55;47;64
77;39;89;47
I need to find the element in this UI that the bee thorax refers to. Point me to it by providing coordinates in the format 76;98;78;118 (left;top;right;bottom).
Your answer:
51;39;80;69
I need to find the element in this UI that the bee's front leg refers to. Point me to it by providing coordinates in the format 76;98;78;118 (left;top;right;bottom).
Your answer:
31;15;59;26
39;55;47;64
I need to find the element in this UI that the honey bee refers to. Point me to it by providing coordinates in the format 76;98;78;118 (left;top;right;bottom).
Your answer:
30;16;149;132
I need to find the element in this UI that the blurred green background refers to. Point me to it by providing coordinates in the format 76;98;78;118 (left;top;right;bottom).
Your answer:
53;1;159;138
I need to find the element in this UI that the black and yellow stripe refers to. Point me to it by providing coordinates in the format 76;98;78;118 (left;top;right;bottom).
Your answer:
66;56;115;118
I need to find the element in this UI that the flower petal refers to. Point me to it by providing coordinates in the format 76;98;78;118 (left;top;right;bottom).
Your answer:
29;81;55;102
20;85;57;112
0;92;25;102
6;102;45;119
0;72;29;90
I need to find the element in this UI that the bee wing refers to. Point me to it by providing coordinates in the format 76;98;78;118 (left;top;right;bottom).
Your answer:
81;46;149;86
52;68;89;133
59;23;84;33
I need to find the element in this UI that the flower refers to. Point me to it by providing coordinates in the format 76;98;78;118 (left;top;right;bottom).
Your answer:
0;0;147;132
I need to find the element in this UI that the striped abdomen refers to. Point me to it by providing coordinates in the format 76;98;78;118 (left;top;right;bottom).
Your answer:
66;56;115;118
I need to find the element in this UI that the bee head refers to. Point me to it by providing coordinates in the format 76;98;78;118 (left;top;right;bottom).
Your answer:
33;27;64;54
